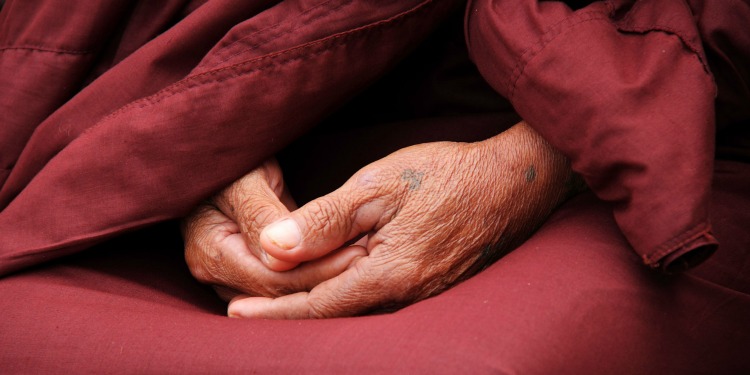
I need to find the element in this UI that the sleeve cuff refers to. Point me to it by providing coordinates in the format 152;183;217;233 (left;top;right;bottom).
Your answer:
648;224;718;274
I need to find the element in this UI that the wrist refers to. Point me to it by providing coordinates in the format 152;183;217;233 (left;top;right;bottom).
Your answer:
479;121;582;207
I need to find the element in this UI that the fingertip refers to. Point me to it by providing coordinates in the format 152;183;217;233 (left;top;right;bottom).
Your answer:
227;306;243;318
227;294;252;318
228;296;263;319
263;251;299;272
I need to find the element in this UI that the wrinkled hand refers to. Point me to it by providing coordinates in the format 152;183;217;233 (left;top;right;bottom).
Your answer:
182;159;366;301
229;122;576;318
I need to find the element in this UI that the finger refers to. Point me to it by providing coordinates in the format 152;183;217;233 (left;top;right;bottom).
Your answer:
183;204;241;283
262;246;370;297
213;162;298;271
283;245;368;291
186;206;368;297
260;170;395;263
228;294;309;319
228;257;388;319
182;202;242;241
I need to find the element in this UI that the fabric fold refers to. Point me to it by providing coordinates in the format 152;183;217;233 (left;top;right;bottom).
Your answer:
466;0;717;271
0;0;461;275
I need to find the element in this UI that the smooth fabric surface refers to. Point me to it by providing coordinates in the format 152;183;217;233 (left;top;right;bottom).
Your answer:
1;160;749;374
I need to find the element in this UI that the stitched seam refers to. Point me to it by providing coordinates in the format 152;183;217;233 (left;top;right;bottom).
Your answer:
28;0;433;188
94;0;433;126
508;12;609;101
212;0;340;56
207;0;353;70
7;0;437;261
216;0;351;67
508;0;711;101
0;45;91;55
643;221;713;265
616;0;710;73
617;23;710;73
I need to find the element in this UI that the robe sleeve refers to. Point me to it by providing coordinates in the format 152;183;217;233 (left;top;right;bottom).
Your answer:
0;0;461;275
465;0;718;272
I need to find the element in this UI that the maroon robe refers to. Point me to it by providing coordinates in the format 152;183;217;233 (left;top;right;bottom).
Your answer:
1;0;749;373
468;0;732;272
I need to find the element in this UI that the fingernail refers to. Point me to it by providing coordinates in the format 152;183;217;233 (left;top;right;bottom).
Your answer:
264;218;300;250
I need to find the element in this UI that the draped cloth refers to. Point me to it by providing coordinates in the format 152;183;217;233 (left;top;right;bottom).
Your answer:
1;0;749;372
466;0;747;272
0;0;462;274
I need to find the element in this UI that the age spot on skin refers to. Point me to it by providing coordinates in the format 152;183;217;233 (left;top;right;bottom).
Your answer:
401;169;424;190
525;165;536;183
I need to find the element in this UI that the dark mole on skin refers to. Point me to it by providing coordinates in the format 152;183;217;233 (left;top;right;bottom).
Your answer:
525;165;536;183
401;169;424;190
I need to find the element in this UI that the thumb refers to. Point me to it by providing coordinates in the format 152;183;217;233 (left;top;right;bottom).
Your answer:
213;162;298;271
260;176;394;263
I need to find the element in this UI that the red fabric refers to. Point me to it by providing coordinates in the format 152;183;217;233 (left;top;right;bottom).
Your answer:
0;0;210;184
1;159;748;373
0;0;462;275
2;1;747;274
1;1;749;372
464;0;750;271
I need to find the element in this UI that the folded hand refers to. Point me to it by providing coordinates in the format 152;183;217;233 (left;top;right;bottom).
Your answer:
182;159;366;301
228;122;576;318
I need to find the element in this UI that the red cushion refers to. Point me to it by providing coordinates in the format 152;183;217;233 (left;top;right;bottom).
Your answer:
1;160;748;373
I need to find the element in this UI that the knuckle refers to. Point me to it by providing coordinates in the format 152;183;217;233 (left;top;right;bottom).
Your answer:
184;246;214;284
181;204;213;235
305;199;334;227
183;231;210;284
224;188;281;234
305;197;350;238
184;230;227;285
216;172;267;211
238;199;277;231
351;166;397;199
352;166;386;190
215;180;244;213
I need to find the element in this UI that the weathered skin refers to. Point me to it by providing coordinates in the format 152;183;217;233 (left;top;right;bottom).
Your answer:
183;121;579;318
